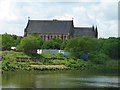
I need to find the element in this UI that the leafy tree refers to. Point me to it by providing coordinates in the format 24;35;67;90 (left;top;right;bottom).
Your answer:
100;37;119;59
2;33;22;50
65;36;99;58
12;35;22;47
89;52;109;64
31;32;39;37
14;36;22;46
17;35;43;54
42;38;62;49
2;33;15;50
60;40;68;50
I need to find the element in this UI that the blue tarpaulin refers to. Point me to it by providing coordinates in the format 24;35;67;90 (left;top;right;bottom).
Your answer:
80;54;88;60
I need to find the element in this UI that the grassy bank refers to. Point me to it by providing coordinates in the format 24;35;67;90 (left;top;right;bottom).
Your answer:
30;65;68;70
1;51;119;72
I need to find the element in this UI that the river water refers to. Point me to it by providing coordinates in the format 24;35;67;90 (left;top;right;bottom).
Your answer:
1;70;120;88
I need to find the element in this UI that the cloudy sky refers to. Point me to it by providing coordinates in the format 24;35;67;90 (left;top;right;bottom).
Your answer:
0;0;119;38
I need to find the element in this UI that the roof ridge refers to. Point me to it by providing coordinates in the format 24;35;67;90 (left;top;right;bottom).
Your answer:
29;20;73;22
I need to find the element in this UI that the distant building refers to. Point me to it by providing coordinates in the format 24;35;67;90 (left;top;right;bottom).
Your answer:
24;19;98;40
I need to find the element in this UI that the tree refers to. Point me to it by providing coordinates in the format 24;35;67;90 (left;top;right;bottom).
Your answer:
100;37;119;59
17;35;43;54
65;36;99;58
2;33;22;50
60;40;68;50
42;38;62;49
2;33;15;50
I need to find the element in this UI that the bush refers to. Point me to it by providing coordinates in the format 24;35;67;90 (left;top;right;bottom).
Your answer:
67;59;94;70
2;51;32;71
48;60;70;65
2;60;32;71
105;60;119;70
17;35;43;54
89;52;109;65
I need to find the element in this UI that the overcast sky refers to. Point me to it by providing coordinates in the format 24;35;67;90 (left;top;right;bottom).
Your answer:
0;0;119;38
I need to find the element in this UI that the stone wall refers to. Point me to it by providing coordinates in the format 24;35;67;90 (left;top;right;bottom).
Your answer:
39;34;69;41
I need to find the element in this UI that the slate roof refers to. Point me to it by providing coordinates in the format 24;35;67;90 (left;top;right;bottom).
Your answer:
25;20;73;35
74;27;95;37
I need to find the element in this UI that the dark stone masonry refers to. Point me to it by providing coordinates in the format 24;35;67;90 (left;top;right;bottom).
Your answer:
24;19;98;40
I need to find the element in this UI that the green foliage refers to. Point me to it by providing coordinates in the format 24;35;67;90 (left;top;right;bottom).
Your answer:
1;33;119;60
48;60;69;65
1;33;119;71
2;60;31;71
99;37;119;59
89;52;109;64
2;51;32;71
2;33;15;50
17;34;43;54
65;36;119;60
31;32;39;37
2;33;22;50
60;40;68;50
42;38;62;49
1;51;119;71
66;59;94;70
105;60;119;70
65;36;98;58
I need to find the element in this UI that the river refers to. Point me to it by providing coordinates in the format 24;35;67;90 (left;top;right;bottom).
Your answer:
1;70;119;88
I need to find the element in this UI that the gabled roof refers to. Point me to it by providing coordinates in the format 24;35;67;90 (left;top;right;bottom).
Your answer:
25;20;73;35
74;27;95;36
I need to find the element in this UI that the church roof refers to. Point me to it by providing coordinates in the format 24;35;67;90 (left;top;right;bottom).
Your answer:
74;27;94;36
25;20;73;35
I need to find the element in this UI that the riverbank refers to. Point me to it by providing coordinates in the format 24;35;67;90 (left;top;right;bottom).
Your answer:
2;70;119;88
1;51;119;72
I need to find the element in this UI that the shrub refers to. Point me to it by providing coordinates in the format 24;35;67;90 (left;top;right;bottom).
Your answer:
89;52;109;65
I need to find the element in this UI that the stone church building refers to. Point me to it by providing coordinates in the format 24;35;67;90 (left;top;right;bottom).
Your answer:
24;19;98;40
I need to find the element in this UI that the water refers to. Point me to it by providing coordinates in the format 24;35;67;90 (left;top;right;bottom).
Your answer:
1;70;120;88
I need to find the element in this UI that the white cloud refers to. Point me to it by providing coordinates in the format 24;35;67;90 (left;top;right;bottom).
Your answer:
0;0;18;22
0;0;118;38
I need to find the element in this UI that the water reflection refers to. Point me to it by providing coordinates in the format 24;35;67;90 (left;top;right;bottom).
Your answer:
63;76;119;87
2;70;119;88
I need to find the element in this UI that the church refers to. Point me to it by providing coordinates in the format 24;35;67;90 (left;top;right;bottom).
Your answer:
24;19;98;40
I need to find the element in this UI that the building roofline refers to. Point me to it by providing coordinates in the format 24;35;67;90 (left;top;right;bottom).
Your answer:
74;27;92;29
28;19;73;22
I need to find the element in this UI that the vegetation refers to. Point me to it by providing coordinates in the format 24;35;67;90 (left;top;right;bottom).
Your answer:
1;33;119;60
17;33;43;54
1;51;119;71
0;33;119;71
65;36;99;58
42;38;62;49
2;33;22;50
2;51;32;71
